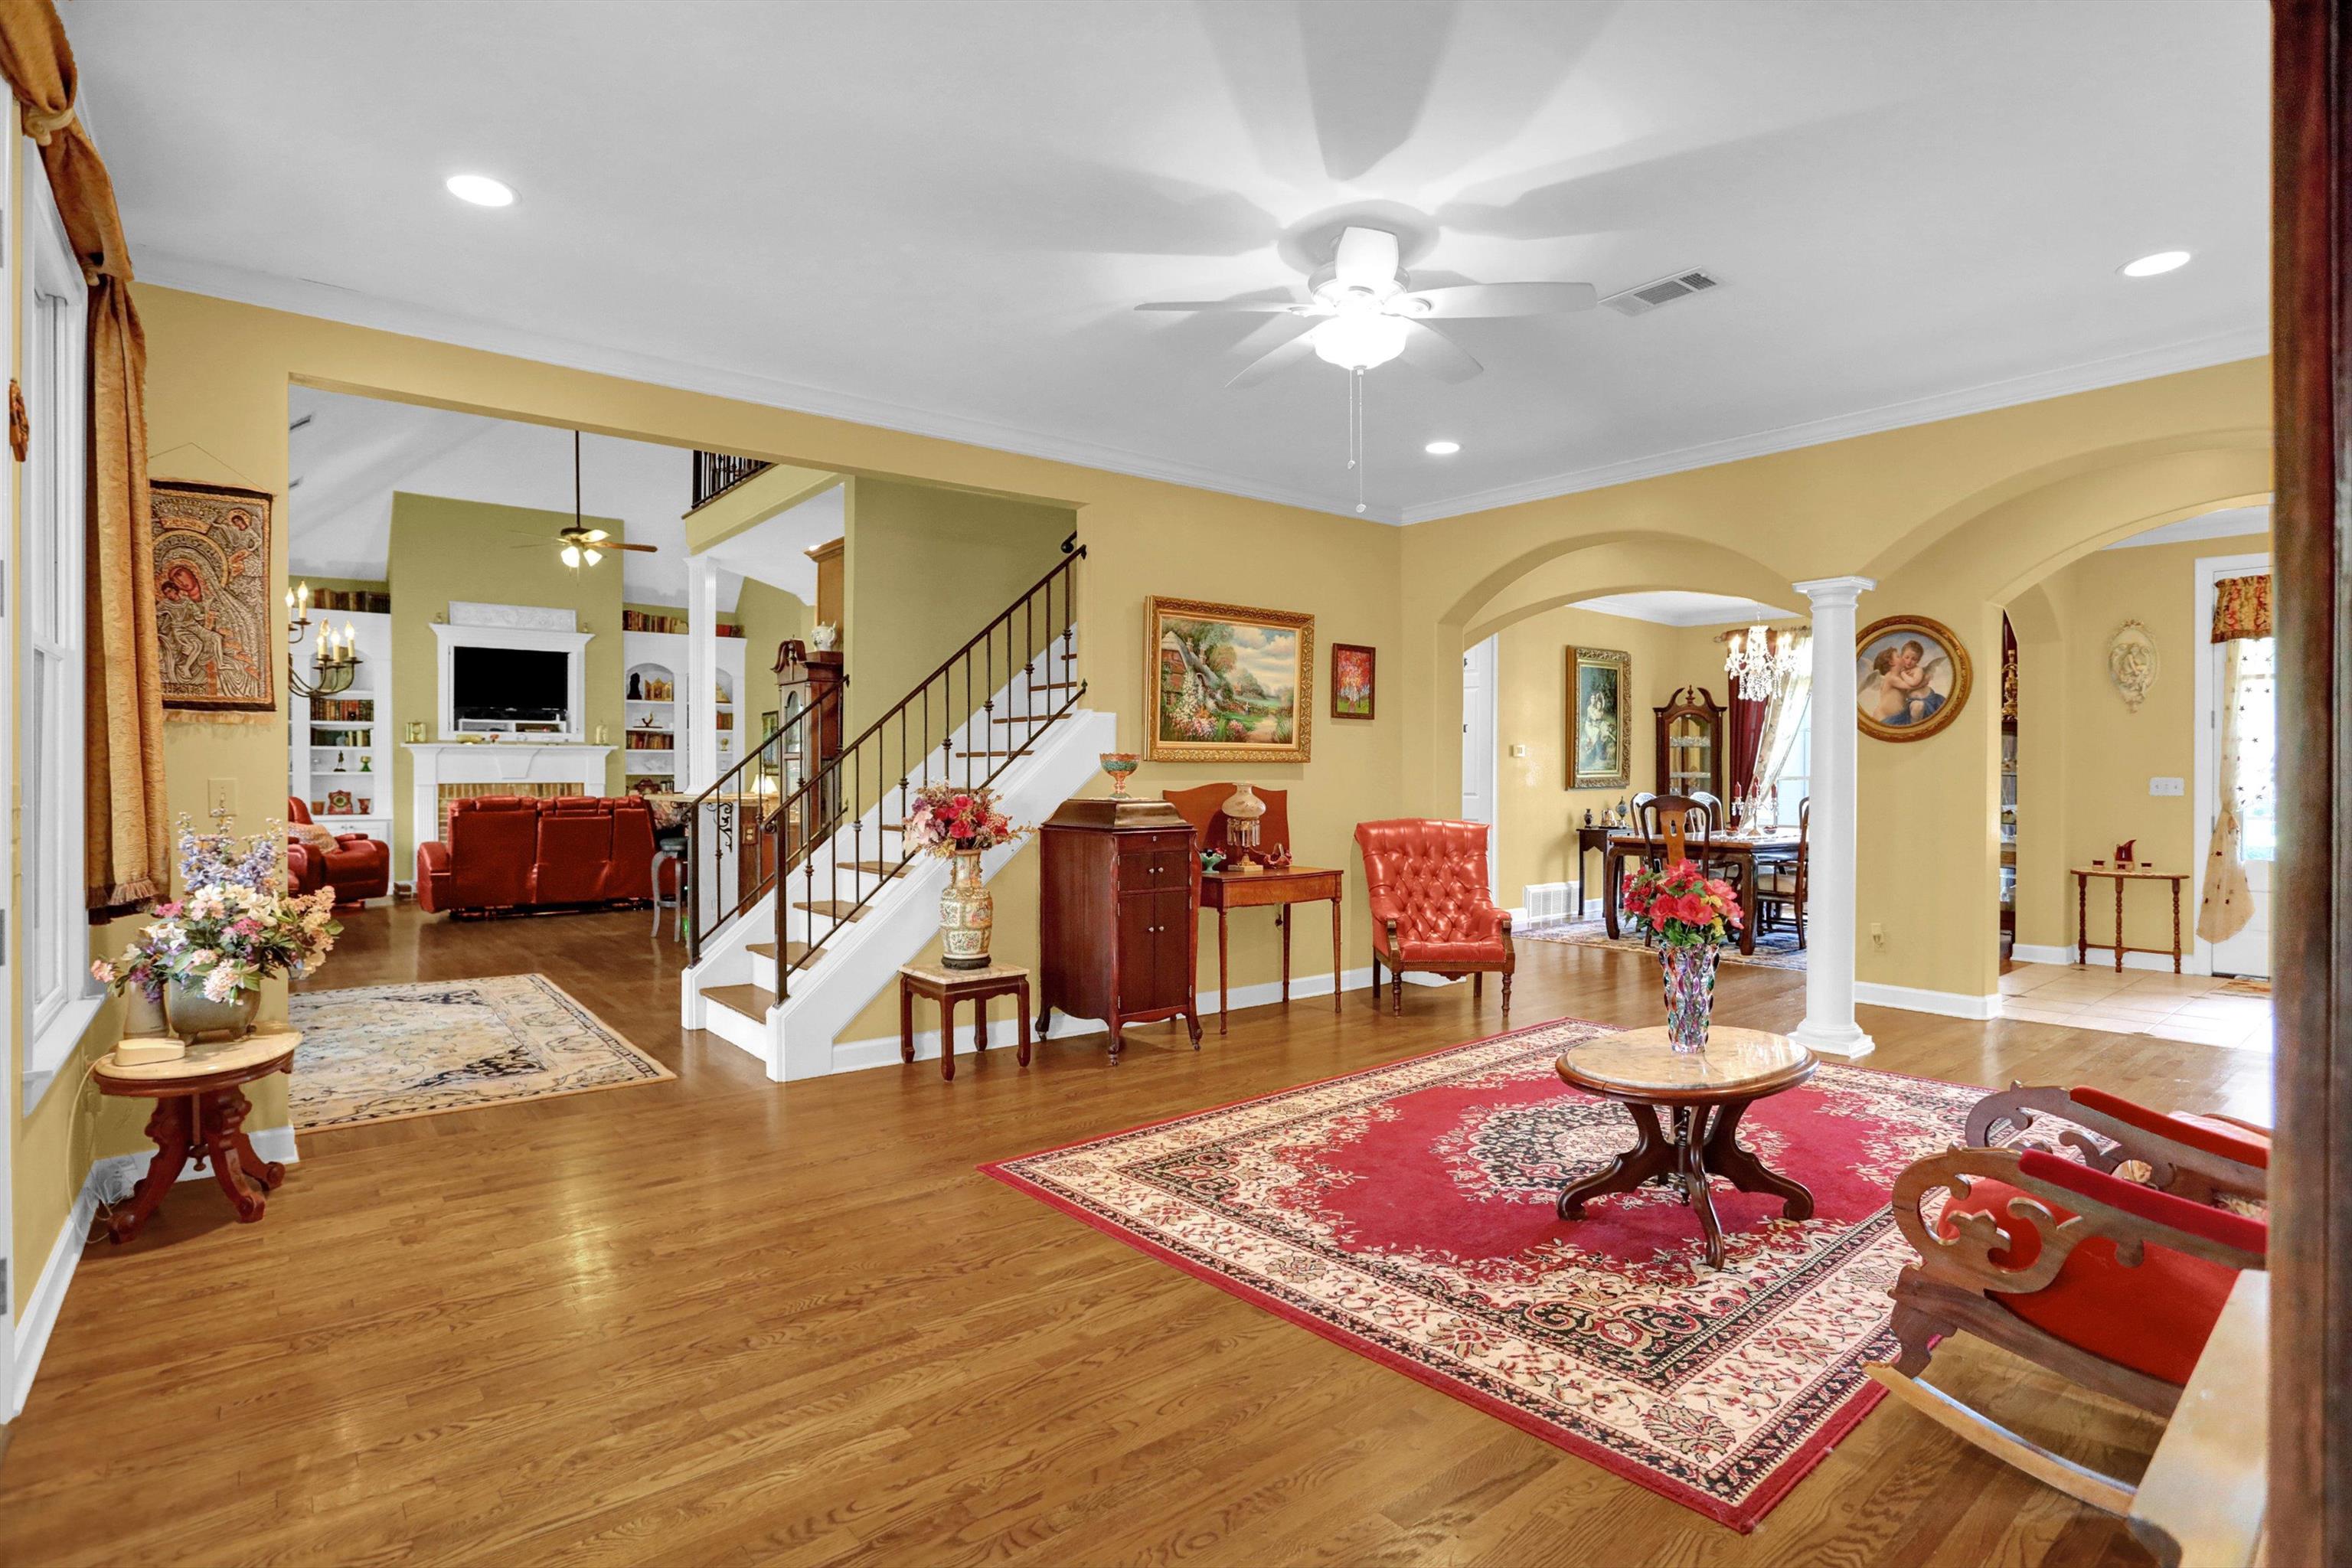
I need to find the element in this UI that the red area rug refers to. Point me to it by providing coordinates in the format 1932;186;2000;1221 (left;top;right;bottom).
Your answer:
983;1018;1983;1530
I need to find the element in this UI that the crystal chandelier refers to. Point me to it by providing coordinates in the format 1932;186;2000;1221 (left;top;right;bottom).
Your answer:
1724;624;1803;701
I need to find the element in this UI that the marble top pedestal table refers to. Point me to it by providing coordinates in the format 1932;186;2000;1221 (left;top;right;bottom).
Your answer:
93;1030;298;1243
1553;1026;1818;1269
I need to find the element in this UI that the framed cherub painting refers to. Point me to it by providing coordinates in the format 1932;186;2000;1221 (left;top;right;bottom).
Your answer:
1856;615;1971;742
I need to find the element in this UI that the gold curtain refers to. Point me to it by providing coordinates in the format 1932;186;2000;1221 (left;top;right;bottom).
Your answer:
0;0;168;911
2210;573;2272;643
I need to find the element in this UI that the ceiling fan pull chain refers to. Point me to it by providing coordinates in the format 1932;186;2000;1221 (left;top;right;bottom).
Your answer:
1354;367;1367;514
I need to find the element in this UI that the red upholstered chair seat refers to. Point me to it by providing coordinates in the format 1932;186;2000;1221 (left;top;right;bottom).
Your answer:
1937;1177;2240;1387
1354;818;1508;957
415;795;667;916
286;796;391;903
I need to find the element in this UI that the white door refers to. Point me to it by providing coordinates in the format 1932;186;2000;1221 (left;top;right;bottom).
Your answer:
1462;636;1498;896
2196;554;2273;978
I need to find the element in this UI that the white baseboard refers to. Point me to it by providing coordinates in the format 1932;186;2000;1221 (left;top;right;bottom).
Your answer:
1854;981;2004;1021
12;1124;299;1417
2011;942;2208;975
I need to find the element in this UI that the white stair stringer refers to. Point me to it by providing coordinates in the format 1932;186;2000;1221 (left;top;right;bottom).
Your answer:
681;634;1102;1080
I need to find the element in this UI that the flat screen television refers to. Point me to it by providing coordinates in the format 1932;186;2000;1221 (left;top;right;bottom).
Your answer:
452;646;570;725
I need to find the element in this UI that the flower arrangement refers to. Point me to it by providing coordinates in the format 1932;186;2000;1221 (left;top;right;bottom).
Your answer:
903;782;1028;858
1619;858;1745;947
91;816;341;1005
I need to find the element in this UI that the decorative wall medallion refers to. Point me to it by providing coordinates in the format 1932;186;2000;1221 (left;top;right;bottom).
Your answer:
2106;620;2158;713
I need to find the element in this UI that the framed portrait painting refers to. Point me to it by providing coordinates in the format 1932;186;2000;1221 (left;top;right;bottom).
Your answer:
1857;615;1971;742
1566;646;1631;789
1330;642;1376;720
152;479;276;715
1147;596;1313;763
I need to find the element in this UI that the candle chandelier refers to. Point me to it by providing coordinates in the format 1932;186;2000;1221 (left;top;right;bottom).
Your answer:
1723;624;1804;701
284;580;361;699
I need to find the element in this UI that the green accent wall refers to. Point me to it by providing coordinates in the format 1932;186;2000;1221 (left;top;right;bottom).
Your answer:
731;577;813;727
386;492;628;864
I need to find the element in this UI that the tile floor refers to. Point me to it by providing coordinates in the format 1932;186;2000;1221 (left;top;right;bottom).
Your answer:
1998;962;2272;1050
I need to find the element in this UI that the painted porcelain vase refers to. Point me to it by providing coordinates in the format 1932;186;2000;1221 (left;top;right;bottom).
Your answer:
164;978;260;1045
939;848;994;970
1658;942;1720;1053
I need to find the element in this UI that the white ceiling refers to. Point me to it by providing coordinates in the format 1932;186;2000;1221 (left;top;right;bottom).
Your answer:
75;2;2267;524
2104;504;2270;550
704;485;847;605
1572;590;1795;628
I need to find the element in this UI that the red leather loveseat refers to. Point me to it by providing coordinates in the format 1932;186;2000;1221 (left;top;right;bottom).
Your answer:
286;796;392;906
1354;818;1514;1019
416;795;659;916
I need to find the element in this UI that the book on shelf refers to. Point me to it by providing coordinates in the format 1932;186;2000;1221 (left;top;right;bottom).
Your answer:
310;588;390;614
309;697;374;721
622;608;746;637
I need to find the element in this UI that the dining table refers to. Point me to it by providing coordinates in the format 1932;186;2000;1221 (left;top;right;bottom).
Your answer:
1598;826;1804;956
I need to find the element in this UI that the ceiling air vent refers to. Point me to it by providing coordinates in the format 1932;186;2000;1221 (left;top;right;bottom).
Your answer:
1603;269;1721;317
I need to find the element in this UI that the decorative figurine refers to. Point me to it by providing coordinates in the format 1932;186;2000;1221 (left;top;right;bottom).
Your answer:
1583;808;1594;828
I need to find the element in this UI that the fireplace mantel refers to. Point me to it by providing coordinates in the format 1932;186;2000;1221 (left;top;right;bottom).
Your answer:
404;742;616;863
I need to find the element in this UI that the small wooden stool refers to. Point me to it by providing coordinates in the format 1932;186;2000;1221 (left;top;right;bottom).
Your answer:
94;1031;299;1243
899;962;1031;1080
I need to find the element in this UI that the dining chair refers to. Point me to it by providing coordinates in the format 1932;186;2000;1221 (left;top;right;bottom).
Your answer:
1753;798;1808;948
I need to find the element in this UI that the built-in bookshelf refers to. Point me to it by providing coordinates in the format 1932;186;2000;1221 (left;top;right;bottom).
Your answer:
286;607;394;841
622;626;748;786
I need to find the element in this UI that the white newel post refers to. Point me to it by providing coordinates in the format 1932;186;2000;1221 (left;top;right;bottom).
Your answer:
1790;576;1876;1060
685;558;720;793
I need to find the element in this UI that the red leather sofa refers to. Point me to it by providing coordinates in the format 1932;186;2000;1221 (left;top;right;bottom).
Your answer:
286;796;392;906
1354;818;1514;1018
416;795;660;916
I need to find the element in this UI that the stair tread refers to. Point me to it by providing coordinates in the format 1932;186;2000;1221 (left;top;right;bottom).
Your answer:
794;900;869;920
1030;681;1080;691
956;748;1034;759
990;713;1064;724
846;860;907;877
703;983;776;1019
746;939;824;967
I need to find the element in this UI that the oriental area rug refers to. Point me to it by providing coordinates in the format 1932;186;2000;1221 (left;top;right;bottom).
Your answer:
1523;917;1808;971
288;974;673;1131
985;1018;1983;1530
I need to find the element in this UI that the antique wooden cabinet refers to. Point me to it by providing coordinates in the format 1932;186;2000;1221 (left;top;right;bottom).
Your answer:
1654;684;1727;800
1037;798;1202;1060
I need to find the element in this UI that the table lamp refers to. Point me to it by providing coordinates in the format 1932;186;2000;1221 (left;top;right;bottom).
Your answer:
1221;782;1267;873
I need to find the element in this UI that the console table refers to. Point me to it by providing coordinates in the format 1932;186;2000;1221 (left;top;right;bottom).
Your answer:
1200;866;1344;1034
95;1031;298;1242
2073;864;2188;973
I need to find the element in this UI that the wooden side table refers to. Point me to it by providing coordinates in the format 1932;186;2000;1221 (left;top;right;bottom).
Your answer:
1199;865;1344;1034
899;961;1031;1081
2073;864;2189;973
94;1031;298;1243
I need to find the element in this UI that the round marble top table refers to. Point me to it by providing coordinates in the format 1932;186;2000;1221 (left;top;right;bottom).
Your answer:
1553;1026;1817;1269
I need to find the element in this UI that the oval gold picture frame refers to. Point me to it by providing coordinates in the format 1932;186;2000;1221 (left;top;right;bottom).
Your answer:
1856;614;1971;743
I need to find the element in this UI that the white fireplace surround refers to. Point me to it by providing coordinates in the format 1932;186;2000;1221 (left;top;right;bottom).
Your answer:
430;619;594;740
403;742;616;865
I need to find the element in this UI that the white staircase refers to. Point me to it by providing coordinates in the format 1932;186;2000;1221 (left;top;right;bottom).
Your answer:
681;635;1109;1081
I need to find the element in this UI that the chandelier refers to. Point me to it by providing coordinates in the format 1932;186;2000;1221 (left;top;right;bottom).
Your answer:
285;580;361;699
1723;624;1804;701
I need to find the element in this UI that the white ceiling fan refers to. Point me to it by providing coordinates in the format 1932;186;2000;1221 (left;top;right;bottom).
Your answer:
1137;224;1598;387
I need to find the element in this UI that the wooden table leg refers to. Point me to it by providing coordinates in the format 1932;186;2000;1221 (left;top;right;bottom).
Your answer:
1681;1104;1726;1269
1603;846;1624;938
1279;907;1292;1003
973;993;989;1066
198;1088;268;1223
1703;1098;1813;1220
939;997;956;1081
1557;1102;1676;1218
1017;980;1032;1067
1329;897;1342;1014
900;981;915;1064
2076;872;2089;966
1738;851;1757;955
2172;877;2184;973
109;1096;193;1243
2114;876;2126;972
1217;906;1230;1036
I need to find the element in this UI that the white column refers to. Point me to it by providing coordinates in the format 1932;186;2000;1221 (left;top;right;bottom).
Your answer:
685;557;720;792
1790;575;1876;1060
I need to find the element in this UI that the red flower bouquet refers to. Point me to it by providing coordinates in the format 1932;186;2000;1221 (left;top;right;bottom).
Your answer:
1619;858;1744;949
904;782;1028;858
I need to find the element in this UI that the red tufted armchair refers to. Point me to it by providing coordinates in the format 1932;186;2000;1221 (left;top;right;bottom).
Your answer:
286;797;391;906
1353;818;1514;1018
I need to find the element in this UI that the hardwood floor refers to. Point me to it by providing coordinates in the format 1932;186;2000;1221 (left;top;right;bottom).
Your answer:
0;903;2269;1566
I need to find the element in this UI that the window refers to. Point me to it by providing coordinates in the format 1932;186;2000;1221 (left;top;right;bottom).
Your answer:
21;141;91;1089
1770;694;1812;827
2231;635;2277;861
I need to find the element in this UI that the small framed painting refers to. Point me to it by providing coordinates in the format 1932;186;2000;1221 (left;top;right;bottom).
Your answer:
1857;615;1971;743
1148;595;1313;763
1330;642;1376;720
1566;646;1631;789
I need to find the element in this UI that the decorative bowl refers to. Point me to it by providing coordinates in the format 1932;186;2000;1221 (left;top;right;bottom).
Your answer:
1098;753;1141;799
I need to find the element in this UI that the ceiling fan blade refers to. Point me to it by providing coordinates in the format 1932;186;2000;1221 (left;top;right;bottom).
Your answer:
1396;321;1482;383
1331;226;1399;291
1406;282;1598;318
1225;328;1321;389
609;541;659;553
1135;299;1305;314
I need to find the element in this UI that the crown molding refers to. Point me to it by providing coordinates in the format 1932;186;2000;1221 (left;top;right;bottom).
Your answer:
132;250;1405;524
1394;326;2271;526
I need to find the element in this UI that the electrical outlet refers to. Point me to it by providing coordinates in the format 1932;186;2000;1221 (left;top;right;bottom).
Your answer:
1870;922;1886;947
207;777;237;821
2149;776;2185;797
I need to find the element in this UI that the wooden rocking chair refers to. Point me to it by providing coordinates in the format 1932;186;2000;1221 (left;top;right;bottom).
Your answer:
1870;1089;2269;1517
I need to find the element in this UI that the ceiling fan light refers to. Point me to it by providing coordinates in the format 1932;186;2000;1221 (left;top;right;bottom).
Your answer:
560;544;582;570
1312;314;1408;371
583;547;603;567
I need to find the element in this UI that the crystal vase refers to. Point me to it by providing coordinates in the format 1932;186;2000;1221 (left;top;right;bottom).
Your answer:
1658;942;1721;1052
938;848;994;970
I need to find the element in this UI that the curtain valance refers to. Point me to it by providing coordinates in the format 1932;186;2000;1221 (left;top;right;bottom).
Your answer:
2210;573;2272;643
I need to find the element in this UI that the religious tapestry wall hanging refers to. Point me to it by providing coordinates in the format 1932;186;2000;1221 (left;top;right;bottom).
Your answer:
151;479;276;716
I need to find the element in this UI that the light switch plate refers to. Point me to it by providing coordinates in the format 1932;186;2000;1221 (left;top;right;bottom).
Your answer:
2149;776;2185;797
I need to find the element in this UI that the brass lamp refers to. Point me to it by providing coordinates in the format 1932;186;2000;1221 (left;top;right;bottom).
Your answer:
1220;782;1267;874
285;581;361;700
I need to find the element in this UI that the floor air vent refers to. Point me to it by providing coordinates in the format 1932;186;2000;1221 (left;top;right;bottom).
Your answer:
1604;269;1721;317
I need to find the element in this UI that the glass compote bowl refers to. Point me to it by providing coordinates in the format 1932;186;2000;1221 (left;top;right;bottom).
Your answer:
1099;753;1141;798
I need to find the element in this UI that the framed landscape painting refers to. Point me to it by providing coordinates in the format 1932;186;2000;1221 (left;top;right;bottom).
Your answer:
1148;596;1313;763
1331;642;1376;720
1566;645;1631;789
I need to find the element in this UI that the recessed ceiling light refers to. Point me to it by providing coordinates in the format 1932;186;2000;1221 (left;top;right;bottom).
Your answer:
2120;250;2190;278
1424;439;1461;456
445;173;514;208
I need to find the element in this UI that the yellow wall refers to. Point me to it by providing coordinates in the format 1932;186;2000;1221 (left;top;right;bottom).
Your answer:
729;578;812;724
2011;533;2272;954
